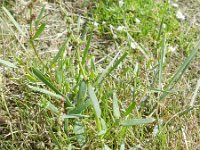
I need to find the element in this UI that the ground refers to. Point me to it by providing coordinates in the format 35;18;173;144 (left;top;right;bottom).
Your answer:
0;0;199;149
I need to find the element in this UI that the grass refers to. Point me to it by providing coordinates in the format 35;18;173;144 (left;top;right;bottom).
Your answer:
0;0;200;149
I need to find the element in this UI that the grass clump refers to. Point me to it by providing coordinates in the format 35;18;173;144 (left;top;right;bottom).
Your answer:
0;0;199;149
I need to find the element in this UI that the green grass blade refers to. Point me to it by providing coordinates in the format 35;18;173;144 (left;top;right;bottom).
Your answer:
97;51;128;84
51;39;68;66
97;51;120;84
0;59;17;68
35;5;45;28
62;114;89;119
32;68;73;107
158;36;166;89
112;92;121;119
160;40;200;100
32;68;62;95
77;81;87;105
123;102;136;117
28;85;64;100
2;7;25;37
82;34;92;65
69;99;91;114
120;118;156;126
45;101;59;114
32;23;46;40
88;85;101;118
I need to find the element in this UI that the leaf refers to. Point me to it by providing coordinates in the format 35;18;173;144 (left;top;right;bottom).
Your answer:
62;114;89;119
112;92;121;119
32;23;46;40
2;7;25;36
123;102;136;117
74;121;86;146
0;59;17;68
28;85;64;100
97;51;128;84
82;34;92;65
160;40;200;101
88;85;101;118
32;68;73;107
77;81;87;105
97;51;120;84
32;68;62;95
69;99;91;114
46;101;59;114
35;5;45;28
51;39;68;65
120;118;155;126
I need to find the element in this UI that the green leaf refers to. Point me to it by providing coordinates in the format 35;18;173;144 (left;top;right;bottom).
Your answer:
46;101;59;114
160;40;200;100
88;85;101;118
97;51;128;84
74;121;86;146
51;39;68;66
120;118;155;126
0;59;17;68
69;99;91;114
62;114;89;119
32;23;46;40
28;85;64;100
82;34;92;65
112;92;121;119
77;81;87;105
123;102;136;117
32;68;73;107
40;100;59;114
2;7;25;37
35;5;45;28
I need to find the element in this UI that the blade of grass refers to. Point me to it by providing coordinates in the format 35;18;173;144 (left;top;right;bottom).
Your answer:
28;85;64;100
160;40;200;100
77;81;87;105
158;36;166;90
2;7;25;37
123;102;136;117
0;59;17;68
32;68;73;107
82;33;92;65
112;92;121;119
120;118;155;126
51;38;69;66
69;99;91;114
88;85;101;118
35;5;45;28
97;51;128;84
31;23;46;40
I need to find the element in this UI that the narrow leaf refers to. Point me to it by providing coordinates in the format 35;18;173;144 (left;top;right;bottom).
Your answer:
123;102;136;116
62;114;89;119
0;59;17;68
88;85;101;118
51;39;68;65
2;7;25;36
160;40;200;100
112;92;121;119
70;99;91;114
46;101;59;114
120;118;155;126
32;68;62;95
28;85;64;100
82;34;92;65
35;5;45;27
77;81;87;105
32;23;46;40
